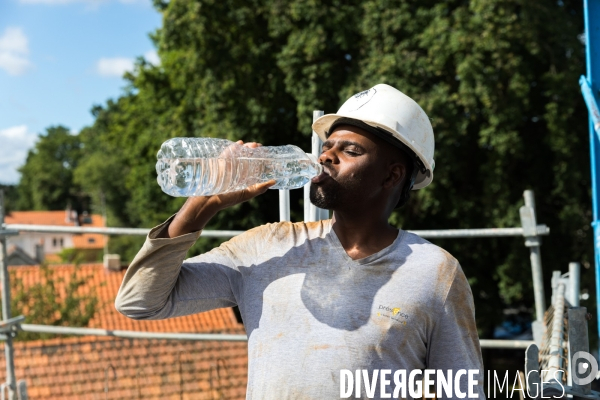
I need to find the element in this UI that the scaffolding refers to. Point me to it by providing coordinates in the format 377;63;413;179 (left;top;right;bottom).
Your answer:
517;1;600;398
0;191;551;396
524;263;600;399
582;0;600;345
0;0;595;397
0;114;555;398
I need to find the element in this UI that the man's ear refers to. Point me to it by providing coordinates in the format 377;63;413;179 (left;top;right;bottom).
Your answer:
383;162;406;190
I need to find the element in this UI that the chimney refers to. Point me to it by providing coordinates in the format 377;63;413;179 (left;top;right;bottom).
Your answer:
35;243;44;264
65;202;74;223
103;254;121;272
65;204;79;225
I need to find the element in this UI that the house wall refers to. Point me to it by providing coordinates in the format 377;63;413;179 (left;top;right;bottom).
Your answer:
7;232;74;259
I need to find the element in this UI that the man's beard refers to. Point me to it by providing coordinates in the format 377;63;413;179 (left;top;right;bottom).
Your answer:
309;177;363;210
309;162;372;211
309;182;339;210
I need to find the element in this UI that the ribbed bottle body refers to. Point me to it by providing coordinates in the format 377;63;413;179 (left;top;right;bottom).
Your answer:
156;138;322;197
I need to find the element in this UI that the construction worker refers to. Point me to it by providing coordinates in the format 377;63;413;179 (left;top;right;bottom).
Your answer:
116;84;484;399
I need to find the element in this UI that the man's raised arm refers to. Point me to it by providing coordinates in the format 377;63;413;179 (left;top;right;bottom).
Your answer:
115;141;275;320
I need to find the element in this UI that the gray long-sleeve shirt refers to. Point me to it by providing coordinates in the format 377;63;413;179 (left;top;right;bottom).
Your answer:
115;218;485;399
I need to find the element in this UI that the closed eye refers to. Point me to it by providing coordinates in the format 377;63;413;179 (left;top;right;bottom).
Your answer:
320;140;365;155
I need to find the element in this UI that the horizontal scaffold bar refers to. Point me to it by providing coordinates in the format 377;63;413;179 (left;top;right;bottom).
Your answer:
9;324;533;348
2;224;549;239
18;324;249;341
2;224;243;238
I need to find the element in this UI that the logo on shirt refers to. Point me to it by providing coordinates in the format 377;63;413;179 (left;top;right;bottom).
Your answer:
376;305;409;325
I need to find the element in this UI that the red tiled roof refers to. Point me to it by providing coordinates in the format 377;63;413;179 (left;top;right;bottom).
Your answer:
0;264;249;399
5;211;83;226
0;336;248;399
5;211;107;250
8;264;243;333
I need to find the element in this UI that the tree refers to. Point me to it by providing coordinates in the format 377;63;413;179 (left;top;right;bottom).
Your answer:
16;126;88;212
7;264;99;341
0;184;19;214
75;0;590;340
346;0;591;336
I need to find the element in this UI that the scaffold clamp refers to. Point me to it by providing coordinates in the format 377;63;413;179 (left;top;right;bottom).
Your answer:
0;316;25;335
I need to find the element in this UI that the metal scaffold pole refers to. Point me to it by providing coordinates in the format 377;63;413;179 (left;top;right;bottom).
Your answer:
0;192;17;400
304;110;328;222
279;190;290;222
520;190;546;324
581;0;600;346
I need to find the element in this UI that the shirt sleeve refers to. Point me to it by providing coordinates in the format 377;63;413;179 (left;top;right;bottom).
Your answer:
426;264;486;399
115;216;270;320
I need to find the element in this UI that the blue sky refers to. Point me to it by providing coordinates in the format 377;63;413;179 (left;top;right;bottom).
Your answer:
0;0;162;184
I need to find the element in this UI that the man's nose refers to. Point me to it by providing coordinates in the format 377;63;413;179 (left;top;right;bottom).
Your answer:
318;148;337;164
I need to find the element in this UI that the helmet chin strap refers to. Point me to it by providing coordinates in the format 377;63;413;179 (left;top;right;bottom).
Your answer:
406;166;418;191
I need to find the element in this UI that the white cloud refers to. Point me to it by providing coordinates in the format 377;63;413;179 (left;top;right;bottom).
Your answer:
96;57;134;77
18;0;149;5
19;0;77;3
96;50;158;77
0;125;38;184
0;27;28;53
144;49;160;65
0;27;32;76
0;53;31;76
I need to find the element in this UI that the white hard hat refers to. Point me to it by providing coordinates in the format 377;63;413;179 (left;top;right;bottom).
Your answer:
312;84;435;190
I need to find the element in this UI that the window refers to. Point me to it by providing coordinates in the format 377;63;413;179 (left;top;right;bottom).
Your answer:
53;238;57;247
60;238;64;247
88;238;95;244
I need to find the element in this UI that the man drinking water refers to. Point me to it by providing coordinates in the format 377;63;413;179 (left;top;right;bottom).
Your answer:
116;83;485;399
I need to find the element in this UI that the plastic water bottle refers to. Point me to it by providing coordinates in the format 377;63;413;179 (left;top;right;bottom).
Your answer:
156;137;323;197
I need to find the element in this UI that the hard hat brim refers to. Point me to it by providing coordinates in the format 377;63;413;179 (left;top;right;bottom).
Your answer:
312;113;434;190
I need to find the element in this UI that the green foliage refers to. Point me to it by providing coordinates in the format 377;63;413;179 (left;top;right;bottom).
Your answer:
56;248;103;264
8;265;100;341
16;126;89;212
56;248;84;264
345;0;591;334
0;185;18;214
17;0;590;338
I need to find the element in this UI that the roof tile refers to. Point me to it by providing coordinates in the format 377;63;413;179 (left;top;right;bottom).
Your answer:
0;264;248;399
7;263;243;333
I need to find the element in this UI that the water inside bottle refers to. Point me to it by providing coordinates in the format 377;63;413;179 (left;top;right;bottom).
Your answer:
156;157;321;197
